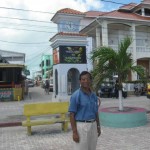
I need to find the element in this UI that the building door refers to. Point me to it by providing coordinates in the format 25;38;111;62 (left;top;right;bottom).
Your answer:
67;68;80;94
55;69;58;95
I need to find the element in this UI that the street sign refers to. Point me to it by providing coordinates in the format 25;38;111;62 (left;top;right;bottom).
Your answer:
0;89;13;101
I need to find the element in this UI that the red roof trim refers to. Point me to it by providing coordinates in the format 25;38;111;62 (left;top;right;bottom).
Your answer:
57;32;86;36
50;32;87;41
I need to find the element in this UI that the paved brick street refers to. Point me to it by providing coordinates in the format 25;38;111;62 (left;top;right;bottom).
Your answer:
0;86;150;150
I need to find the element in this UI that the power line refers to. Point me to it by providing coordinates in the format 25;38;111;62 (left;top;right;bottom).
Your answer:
26;47;52;66
0;39;49;44
0;6;55;14
26;47;51;62
0;16;51;23
100;0;129;5
0;15;86;28
0;21;55;28
0;26;56;34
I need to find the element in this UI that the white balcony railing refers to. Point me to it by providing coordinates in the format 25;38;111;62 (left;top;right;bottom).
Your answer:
109;45;132;53
136;46;150;52
109;45;150;53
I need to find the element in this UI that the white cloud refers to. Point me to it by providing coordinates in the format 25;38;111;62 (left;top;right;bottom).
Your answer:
84;0;103;10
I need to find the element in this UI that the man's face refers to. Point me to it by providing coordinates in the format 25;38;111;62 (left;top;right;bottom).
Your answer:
80;74;91;88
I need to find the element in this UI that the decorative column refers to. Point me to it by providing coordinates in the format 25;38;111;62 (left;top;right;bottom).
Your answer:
102;20;108;46
142;8;145;16
96;27;101;48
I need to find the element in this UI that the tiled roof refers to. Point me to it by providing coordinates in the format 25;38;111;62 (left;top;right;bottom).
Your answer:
119;3;137;10
102;10;150;21
84;11;107;17
51;8;84;22
142;0;150;4
57;8;84;15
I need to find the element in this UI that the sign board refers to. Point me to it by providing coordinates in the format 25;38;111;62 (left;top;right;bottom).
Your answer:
59;46;87;64
53;48;60;65
53;46;87;64
0;89;13;101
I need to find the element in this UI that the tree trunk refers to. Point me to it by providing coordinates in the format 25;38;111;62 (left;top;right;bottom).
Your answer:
119;90;123;111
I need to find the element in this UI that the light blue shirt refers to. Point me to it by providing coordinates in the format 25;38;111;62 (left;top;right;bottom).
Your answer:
68;88;98;121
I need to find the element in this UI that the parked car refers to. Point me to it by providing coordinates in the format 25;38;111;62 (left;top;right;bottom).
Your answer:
27;79;34;87
98;82;127;98
98;83;114;98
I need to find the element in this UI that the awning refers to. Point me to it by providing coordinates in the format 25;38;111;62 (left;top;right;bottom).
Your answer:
0;63;24;68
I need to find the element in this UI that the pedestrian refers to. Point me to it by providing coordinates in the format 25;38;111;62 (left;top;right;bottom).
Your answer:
45;79;50;94
68;71;101;150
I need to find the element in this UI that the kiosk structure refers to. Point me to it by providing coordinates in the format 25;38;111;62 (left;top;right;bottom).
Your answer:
0;63;25;101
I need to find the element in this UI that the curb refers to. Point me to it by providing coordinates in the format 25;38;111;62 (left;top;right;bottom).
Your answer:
0;122;22;127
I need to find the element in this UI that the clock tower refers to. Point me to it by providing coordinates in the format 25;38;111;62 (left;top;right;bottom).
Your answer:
50;8;89;102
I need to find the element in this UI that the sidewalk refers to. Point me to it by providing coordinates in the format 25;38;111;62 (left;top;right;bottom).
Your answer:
0;87;150;150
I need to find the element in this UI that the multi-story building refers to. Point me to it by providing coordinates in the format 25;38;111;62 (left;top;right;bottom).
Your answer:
79;0;150;81
50;0;150;100
40;54;53;79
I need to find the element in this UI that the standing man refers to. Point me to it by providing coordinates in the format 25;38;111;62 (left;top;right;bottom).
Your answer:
45;79;50;94
68;71;101;150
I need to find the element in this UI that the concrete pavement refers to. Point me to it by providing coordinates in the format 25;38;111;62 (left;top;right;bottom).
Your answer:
0;86;150;150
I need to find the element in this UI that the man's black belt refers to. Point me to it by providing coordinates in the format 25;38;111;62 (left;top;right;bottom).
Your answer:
76;120;95;123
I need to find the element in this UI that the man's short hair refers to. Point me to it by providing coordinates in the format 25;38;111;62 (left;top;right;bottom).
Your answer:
79;71;92;80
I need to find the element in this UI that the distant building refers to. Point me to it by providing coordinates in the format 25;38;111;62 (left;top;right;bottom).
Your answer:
0;49;25;65
32;70;42;81
40;54;53;79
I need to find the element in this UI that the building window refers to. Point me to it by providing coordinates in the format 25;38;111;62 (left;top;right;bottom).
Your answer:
42;69;44;75
135;9;142;15
42;61;44;67
145;8;150;16
46;60;50;66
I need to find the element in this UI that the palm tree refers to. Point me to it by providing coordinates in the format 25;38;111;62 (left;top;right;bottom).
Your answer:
91;37;144;111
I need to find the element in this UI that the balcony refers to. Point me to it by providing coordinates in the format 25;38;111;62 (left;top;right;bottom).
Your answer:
108;45;150;59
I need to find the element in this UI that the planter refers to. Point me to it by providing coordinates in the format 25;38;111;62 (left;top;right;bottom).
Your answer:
99;107;147;128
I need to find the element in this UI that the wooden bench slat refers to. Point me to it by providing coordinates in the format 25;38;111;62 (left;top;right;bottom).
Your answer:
22;118;66;126
24;102;69;116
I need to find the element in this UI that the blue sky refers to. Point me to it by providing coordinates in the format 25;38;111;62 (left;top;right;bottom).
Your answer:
0;0;142;77
99;0;141;11
86;0;141;11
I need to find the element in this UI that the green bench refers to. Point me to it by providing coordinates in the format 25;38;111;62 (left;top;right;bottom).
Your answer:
22;101;69;135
